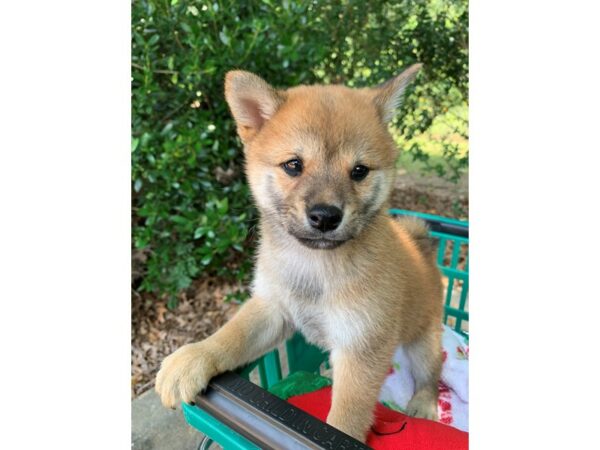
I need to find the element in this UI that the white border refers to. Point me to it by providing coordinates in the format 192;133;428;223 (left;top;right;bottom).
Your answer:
471;1;600;448
0;1;130;448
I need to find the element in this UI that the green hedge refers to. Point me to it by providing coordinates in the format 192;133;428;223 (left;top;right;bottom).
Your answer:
132;0;468;303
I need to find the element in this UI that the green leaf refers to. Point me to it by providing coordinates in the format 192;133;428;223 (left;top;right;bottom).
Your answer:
170;215;187;224
218;197;229;214
180;22;192;33
193;227;206;239
219;29;230;46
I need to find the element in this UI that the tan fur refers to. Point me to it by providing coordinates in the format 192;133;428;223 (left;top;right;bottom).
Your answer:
156;65;443;442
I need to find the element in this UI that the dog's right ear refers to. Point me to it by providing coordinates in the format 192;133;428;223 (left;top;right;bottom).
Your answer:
224;71;285;144
370;64;423;124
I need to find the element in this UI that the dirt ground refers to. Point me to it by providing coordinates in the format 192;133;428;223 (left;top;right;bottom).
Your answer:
390;169;468;220
131;171;468;398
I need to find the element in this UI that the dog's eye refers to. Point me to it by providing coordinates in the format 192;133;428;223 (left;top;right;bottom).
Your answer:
350;165;369;181
281;159;303;177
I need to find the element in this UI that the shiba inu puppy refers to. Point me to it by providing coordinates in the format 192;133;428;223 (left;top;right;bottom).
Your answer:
156;64;443;442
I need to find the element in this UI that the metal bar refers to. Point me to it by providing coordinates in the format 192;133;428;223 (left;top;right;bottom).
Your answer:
183;402;260;450
193;372;370;450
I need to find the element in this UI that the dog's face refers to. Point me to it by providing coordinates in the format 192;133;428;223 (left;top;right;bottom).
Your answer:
225;66;421;249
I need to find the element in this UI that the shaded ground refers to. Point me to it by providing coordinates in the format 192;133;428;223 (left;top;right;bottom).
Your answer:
391;169;468;221
131;171;468;398
131;277;241;398
132;388;204;450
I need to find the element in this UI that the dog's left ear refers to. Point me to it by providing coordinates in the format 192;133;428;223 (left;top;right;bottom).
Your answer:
370;63;423;124
224;71;286;144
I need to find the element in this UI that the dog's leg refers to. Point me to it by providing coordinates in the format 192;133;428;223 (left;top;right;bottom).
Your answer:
155;296;290;408
405;327;443;420
326;346;395;442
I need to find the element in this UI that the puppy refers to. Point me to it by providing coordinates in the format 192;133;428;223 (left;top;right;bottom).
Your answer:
155;64;443;442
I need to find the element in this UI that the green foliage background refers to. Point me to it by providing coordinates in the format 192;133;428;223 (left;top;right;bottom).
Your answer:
132;0;468;303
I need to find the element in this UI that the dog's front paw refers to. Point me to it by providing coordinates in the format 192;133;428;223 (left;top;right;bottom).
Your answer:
155;341;219;409
406;391;439;421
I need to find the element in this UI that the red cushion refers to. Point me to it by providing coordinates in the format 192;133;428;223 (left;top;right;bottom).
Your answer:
287;386;468;450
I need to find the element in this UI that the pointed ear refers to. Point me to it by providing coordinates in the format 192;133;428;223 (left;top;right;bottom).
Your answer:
370;63;423;124
224;71;285;143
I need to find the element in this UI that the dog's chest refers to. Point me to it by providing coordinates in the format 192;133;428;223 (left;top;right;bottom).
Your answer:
287;300;331;348
277;257;333;348
255;244;368;350
286;297;367;351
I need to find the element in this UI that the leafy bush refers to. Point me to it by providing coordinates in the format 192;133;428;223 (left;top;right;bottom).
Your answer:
132;0;468;302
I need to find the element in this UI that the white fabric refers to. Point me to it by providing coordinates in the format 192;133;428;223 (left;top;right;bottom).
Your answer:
379;325;469;431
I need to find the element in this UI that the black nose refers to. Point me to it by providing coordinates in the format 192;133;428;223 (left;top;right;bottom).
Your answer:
307;204;343;232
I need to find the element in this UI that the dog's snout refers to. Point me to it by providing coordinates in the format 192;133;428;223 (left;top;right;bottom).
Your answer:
307;204;343;232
